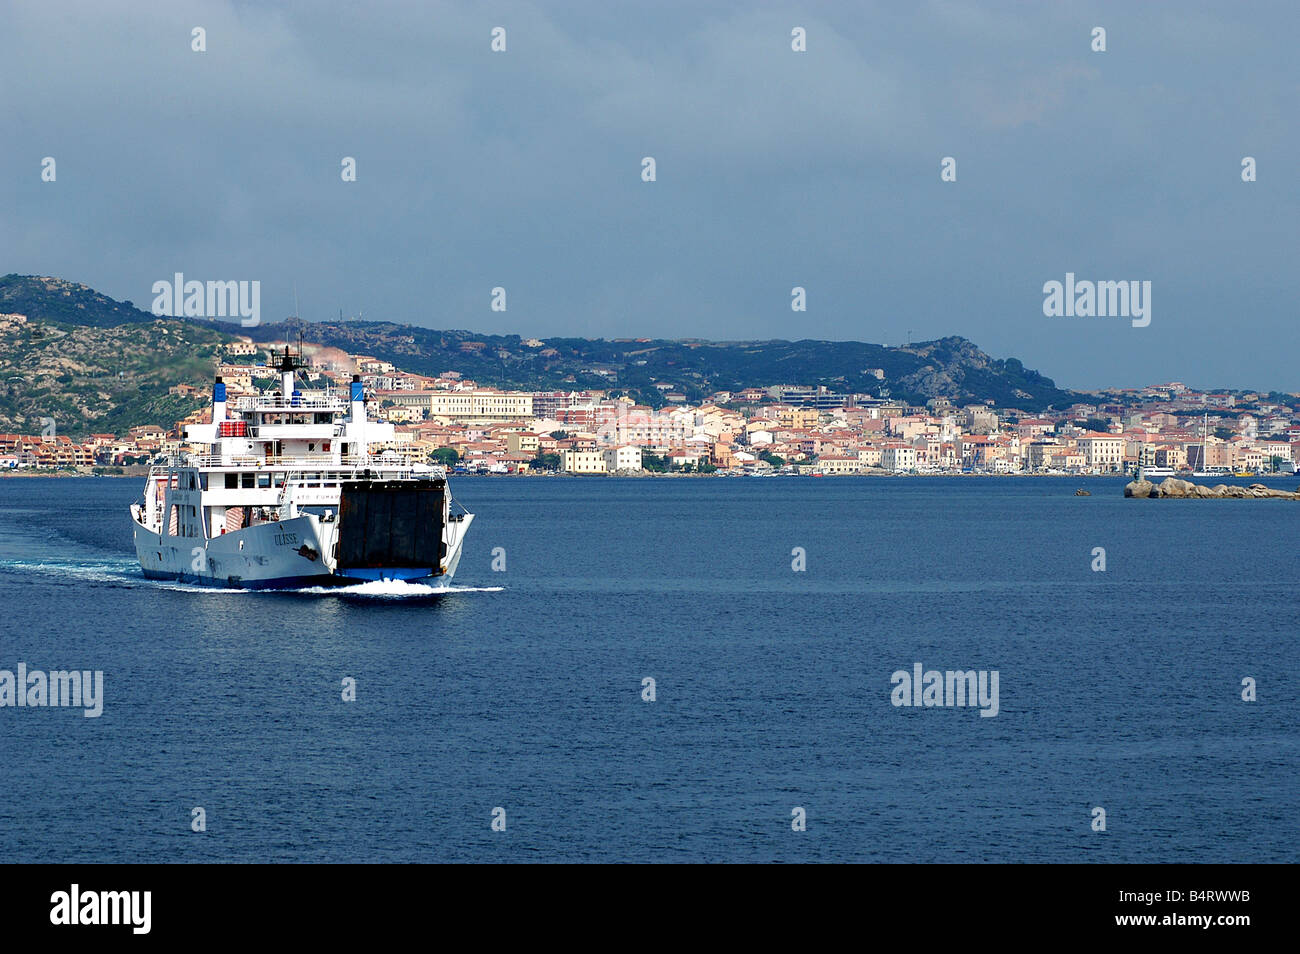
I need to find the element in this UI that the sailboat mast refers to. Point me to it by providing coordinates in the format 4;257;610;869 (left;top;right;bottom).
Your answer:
1203;411;1208;471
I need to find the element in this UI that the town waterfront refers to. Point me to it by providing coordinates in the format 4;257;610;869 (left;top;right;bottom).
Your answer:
0;476;1295;862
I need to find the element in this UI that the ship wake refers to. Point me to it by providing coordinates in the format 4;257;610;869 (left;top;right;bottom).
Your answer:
0;557;500;598
291;580;504;598
0;557;144;587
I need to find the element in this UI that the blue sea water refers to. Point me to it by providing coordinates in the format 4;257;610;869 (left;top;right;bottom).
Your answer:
0;474;1295;863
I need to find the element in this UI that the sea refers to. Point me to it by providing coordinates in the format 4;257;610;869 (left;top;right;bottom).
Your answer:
0;474;1296;863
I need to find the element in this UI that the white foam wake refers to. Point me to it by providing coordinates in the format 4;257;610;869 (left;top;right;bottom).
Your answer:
0;558;502;598
0;558;141;586
291;580;504;597
147;579;503;597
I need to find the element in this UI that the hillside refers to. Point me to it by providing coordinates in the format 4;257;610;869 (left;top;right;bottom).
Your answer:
226;319;1074;410
0;273;1078;436
0;316;222;438
0;274;156;328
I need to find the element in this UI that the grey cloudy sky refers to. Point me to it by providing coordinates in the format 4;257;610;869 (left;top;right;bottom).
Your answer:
2;1;1297;391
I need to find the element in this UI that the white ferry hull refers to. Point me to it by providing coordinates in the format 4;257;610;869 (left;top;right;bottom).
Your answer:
132;511;473;590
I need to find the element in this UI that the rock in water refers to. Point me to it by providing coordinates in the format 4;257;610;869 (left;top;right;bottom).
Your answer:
1124;479;1155;498
1127;478;1300;500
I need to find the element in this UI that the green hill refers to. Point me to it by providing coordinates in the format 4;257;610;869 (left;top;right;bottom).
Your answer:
0;312;224;437
230;318;1075;410
0;274;1078;438
0;274;157;328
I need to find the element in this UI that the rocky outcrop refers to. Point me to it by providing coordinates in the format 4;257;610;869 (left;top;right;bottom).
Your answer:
1124;479;1155;498
1125;478;1300;500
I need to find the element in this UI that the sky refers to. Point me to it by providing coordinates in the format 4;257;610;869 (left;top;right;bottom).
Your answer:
2;0;1297;392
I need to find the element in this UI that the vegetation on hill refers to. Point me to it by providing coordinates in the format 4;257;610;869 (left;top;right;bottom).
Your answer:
0;274;156;328
0;274;1080;438
0;314;219;436
227;318;1074;411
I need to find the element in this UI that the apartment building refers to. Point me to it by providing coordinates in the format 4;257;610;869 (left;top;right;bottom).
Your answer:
560;449;608;474
505;432;540;456
818;454;862;475
881;444;917;471
383;390;534;423
1076;434;1126;471
602;445;643;472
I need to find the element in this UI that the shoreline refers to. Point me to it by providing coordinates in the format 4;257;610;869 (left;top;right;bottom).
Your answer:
4;468;1296;482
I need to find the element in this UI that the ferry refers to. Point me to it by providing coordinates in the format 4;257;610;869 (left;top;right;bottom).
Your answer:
129;348;473;589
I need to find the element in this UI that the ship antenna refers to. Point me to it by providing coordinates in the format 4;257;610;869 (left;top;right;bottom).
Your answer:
287;283;299;357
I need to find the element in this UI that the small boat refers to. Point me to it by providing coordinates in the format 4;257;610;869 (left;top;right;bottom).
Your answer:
1074;488;1090;496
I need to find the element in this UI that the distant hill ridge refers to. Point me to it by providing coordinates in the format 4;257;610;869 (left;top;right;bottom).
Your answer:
0;273;1076;419
0;274;154;328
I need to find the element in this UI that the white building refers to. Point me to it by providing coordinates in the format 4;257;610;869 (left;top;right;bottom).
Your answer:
560;449;607;474
602;445;643;472
881;444;917;472
1076;434;1125;472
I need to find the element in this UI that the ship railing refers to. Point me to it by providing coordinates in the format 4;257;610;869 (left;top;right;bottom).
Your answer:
190;454;343;469
245;424;346;438
150;455;198;473
229;394;350;412
280;464;440;486
191;454;429;471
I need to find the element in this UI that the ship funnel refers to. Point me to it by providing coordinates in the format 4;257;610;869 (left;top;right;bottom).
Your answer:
349;374;366;457
213;376;227;424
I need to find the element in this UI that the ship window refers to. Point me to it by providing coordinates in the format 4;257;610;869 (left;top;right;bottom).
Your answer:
225;473;238;489
242;474;255;488
258;474;270;488
199;473;208;490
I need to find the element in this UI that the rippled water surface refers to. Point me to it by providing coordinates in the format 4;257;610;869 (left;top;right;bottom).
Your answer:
0;475;1295;862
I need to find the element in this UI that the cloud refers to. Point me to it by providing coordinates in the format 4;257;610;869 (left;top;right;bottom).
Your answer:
0;0;1296;390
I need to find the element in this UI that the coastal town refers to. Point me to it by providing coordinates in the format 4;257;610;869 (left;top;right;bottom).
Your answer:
2;333;1298;477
